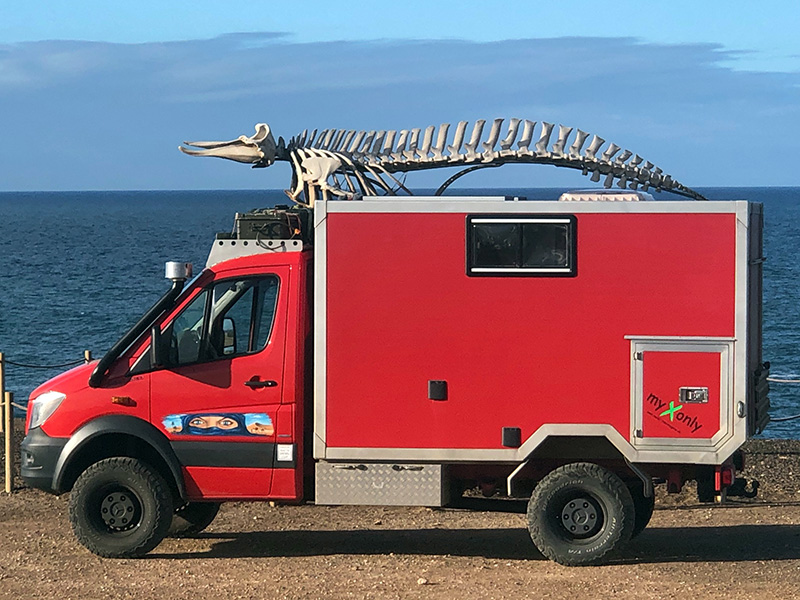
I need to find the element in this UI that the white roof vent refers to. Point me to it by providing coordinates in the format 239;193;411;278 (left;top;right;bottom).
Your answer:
558;189;654;202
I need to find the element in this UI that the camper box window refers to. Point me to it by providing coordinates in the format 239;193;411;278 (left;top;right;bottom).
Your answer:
466;215;577;277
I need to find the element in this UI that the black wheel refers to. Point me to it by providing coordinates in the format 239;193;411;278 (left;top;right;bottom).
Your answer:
627;482;655;538
68;457;173;558
527;463;635;566
168;502;221;537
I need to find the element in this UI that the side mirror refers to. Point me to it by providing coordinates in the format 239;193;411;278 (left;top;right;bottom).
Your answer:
222;317;236;355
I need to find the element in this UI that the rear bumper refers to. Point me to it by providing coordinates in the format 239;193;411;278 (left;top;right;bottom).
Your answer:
20;427;67;493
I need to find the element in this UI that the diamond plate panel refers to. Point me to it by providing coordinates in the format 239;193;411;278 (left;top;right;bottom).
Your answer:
315;462;447;506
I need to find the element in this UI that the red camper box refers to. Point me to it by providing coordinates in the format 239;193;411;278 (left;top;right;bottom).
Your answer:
20;192;769;565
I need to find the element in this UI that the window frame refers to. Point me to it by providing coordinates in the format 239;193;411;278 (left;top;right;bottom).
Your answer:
465;214;578;277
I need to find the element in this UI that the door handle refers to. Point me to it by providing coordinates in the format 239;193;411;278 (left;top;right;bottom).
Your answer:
244;379;278;388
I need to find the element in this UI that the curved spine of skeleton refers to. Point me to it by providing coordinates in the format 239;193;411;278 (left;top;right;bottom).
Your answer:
180;119;705;204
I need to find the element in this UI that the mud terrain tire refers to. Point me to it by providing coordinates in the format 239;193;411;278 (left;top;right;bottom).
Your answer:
69;457;173;558
527;462;635;566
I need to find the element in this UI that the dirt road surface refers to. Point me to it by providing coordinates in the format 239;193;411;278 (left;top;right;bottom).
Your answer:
2;436;800;599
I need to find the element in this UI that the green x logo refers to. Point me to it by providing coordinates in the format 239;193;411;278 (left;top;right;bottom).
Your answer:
659;401;683;421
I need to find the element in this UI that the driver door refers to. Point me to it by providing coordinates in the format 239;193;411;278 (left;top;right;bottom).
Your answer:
150;267;290;500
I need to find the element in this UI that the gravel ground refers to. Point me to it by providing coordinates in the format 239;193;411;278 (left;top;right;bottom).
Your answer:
3;423;800;600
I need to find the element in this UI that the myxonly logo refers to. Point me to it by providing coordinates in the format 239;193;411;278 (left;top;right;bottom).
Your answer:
646;393;702;434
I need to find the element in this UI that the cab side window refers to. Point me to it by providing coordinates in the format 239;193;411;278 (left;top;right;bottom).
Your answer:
214;282;255;355
155;276;279;369
208;276;279;358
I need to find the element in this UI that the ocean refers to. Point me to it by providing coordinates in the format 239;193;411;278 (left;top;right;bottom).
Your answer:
1;188;799;437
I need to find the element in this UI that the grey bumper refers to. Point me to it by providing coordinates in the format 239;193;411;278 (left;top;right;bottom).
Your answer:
20;427;67;493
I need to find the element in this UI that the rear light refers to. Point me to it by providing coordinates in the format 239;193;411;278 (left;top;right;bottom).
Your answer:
715;465;735;490
721;467;734;487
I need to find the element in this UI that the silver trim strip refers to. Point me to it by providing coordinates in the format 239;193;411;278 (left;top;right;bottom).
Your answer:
507;460;530;496
326;198;746;215
471;267;572;273
733;202;750;452
471;218;572;224
313;200;328;458
625;335;735;342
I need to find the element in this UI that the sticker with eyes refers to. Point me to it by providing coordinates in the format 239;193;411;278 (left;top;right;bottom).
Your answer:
162;412;274;437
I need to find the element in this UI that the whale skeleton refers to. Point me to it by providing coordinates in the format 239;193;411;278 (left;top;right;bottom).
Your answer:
180;119;705;205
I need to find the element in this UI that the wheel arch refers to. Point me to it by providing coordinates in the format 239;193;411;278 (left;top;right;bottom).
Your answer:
53;415;186;501
507;435;649;497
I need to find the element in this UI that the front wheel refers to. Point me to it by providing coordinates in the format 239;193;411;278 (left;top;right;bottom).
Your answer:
527;463;635;566
68;457;173;558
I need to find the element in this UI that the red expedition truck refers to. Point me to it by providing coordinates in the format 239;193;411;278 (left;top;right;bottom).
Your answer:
21;191;769;565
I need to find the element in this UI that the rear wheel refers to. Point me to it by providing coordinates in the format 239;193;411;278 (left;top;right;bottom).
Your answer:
168;502;221;537
69;457;173;558
527;463;635;566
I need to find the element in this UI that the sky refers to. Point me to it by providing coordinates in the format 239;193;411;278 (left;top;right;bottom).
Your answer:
1;1;799;191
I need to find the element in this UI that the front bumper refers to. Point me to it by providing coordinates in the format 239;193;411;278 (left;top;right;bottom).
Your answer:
20;427;67;493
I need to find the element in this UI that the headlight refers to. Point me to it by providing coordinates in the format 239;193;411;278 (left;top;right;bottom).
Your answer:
29;391;66;429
